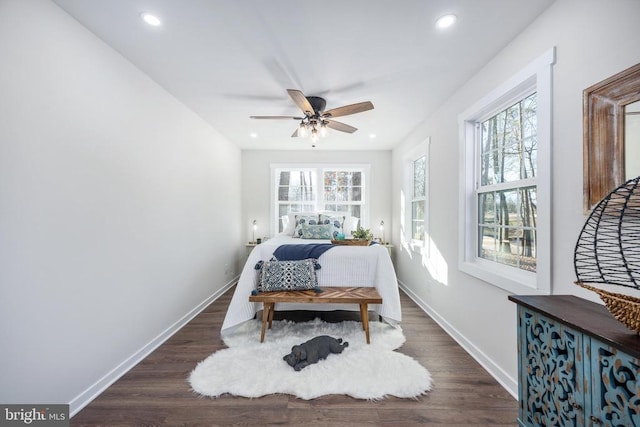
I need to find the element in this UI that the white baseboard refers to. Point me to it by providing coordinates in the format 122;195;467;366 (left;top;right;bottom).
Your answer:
69;277;238;417
398;280;518;399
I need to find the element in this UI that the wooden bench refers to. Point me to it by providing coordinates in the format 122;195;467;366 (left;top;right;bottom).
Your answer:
249;287;383;344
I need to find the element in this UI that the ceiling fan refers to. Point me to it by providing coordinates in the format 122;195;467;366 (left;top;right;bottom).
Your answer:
250;89;374;141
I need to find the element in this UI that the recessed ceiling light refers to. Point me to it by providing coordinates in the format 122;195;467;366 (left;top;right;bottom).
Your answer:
369;134;377;139
140;12;161;27
435;14;457;29
250;132;258;138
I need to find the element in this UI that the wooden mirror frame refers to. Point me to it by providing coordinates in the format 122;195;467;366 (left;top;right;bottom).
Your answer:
583;63;640;212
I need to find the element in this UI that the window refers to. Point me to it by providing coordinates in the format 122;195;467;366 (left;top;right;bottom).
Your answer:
272;164;369;234
459;48;554;294
412;156;426;243
403;140;429;250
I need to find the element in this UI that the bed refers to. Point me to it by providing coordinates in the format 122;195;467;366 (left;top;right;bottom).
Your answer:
221;234;402;334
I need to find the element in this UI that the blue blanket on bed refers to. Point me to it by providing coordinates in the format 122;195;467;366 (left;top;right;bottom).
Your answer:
272;243;335;261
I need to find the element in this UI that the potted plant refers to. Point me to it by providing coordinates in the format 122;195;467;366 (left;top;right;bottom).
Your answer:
351;225;373;241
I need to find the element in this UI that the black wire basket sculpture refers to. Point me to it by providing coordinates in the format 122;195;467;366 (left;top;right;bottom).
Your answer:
574;176;640;334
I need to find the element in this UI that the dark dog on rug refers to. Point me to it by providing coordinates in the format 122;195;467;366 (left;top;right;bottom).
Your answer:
283;335;349;371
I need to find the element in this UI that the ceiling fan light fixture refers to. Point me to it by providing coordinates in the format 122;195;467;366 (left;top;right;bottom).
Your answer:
298;122;308;137
311;128;319;143
320;122;328;138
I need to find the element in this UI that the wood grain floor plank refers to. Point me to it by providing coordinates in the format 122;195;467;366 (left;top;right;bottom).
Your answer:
71;285;517;426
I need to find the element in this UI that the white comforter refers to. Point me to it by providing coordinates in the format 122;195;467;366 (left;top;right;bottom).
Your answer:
221;235;402;334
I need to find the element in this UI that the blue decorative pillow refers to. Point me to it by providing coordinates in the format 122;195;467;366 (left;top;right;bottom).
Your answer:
319;214;346;239
258;259;319;292
300;223;334;239
293;214;319;238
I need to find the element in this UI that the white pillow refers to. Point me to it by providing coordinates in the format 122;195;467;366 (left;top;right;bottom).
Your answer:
344;217;360;234
281;215;294;235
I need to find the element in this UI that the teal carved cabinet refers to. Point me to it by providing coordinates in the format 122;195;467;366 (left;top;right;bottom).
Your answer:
510;295;640;427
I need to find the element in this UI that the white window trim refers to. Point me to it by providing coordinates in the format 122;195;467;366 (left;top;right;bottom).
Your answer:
403;139;430;255
458;48;555;295
270;163;371;236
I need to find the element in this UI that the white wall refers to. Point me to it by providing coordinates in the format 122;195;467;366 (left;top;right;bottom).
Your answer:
242;149;392;242
391;0;640;396
0;0;241;412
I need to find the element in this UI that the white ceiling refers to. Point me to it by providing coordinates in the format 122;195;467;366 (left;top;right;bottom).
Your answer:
51;0;556;151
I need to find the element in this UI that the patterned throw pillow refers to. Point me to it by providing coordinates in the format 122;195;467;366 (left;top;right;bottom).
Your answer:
319;214;346;239
293;214;319;238
258;259;319;292
300;223;334;239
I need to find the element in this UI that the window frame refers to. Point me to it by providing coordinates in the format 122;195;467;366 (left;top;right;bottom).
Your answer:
270;163;370;236
403;139;429;253
458;48;554;295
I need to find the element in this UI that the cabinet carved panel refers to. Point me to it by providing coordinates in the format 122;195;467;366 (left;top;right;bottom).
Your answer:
520;309;584;426
591;340;640;426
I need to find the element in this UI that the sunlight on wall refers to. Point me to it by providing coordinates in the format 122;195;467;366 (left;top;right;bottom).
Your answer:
399;190;448;285
425;237;448;285
400;190;412;259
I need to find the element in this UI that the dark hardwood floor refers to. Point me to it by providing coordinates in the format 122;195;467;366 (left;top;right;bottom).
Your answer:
71;285;518;426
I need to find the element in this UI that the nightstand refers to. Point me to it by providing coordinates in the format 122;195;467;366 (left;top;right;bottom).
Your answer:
245;242;257;261
381;243;395;266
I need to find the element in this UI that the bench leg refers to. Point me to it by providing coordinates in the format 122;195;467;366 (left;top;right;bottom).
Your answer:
360;303;371;344
267;302;274;329
359;304;367;330
259;303;270;343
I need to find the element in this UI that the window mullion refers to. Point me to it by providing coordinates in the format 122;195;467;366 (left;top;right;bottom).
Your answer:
478;179;536;193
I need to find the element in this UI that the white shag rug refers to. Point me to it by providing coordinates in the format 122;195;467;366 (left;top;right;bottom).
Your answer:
189;318;432;400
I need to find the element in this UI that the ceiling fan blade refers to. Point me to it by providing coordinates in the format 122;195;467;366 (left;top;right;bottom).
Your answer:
287;89;315;116
325;119;357;134
250;115;304;120
323;101;374;118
